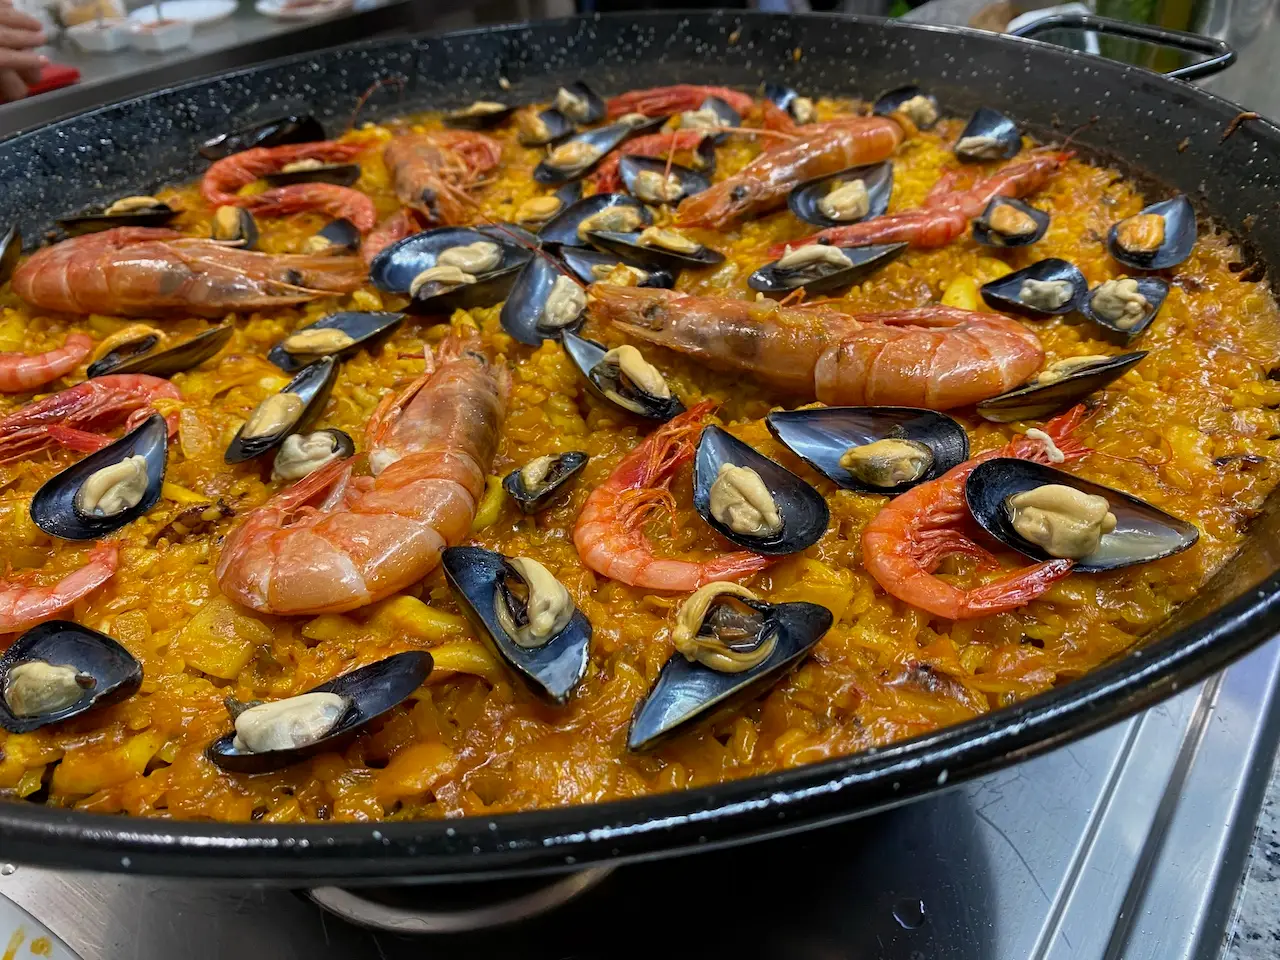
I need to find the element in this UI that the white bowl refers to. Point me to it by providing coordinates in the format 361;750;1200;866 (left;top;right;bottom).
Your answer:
66;18;131;52
128;17;193;51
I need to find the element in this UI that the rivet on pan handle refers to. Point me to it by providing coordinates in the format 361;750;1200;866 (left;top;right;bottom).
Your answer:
1009;13;1236;82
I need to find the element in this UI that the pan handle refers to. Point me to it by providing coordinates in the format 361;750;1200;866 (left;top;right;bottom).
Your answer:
1009;13;1236;82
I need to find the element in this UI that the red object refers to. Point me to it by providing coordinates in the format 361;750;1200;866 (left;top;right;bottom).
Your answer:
25;63;81;97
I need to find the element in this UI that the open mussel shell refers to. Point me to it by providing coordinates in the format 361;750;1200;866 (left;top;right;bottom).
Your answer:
89;324;233;379
267;311;404;372
307;218;361;255
586;230;724;272
411;263;525;315
764;83;817;124
31;413;167;540
263;163;360;189
954;107;1021;162
441;546;591;704
58;199;178;237
618;156;710;206
559;246;674;289
766;406;968;495
519;107;573;147
499;256;587;346
976;352;1147;423
225;356;337;464
211;206;258;249
0;225;20;287
533;117;665;185
873;85;939;128
562;331;685;422
972;197;1049;248
198;114;325;161
368;226;532;294
515;182;582;228
1078;276;1170;340
1106;196;1196;271
683;95;739;143
502;451;588;513
554;81;606;126
206;652;432;774
787;162;893;228
537;193;652;248
692;426;828;555
979;258;1086;317
444;100;515;129
748;242;907;296
0;621;142;734
965;458;1199;573
628;598;833;751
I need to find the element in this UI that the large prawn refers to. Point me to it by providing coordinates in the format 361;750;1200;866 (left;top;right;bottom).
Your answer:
589;285;1043;410
0;333;92;393
606;84;756;119
0;542;119;635
11;227;365;317
862;406;1089;620
573;401;772;591
215;330;508;615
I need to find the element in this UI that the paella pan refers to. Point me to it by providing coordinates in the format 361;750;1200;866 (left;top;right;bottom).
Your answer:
0;12;1278;881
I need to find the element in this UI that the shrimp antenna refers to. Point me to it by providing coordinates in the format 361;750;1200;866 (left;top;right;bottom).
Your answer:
349;75;408;132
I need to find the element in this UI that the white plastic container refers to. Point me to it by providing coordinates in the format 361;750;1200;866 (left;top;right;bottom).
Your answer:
127;17;193;52
66;18;131;52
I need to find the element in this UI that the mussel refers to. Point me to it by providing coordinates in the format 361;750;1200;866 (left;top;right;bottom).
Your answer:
502;451;589;513
31;413;167;540
562;331;685;421
367;227;532;312
618;155;710;206
1078;276;1169;339
552;81;606;126
517;107;574;147
692;426;828;555
748;242;906;296
442;547;591;704
0;621;142;734
953;107;1021;162
499;257;588;346
965;458;1198;572
979;258;1086;317
677;95;739;143
537;193;652;248
224;356;337;464
764;83;818;125
262;161;360;188
304;218;361;255
586;227;724;272
976;352;1147;423
444;100;516;129
1107;196;1196;271
787;162;894;228
88;324;232;378
873;85;939;129
58;196;178;237
210;206;259;249
267;311;404;372
558;246;674;289
533;116;665;185
198;114;325;161
272;428;356;482
514;182;582;228
766;406;969;495
0;225;19;287
628;582;833;750
206;651;432;773
972;197;1049;248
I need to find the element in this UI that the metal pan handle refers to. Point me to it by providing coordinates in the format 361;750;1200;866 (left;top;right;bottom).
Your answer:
1009;13;1236;82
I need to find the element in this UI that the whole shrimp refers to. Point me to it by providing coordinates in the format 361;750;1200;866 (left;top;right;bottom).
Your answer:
862;406;1089;620
246;183;378;233
215;330;508;615
383;131;503;226
0;333;92;393
676;115;910;230
589;285;1043;410
11;227;364;317
573;401;772;591
606;85;756;119
0;373;180;461
201;141;363;205
588;129;710;193
772;152;1070;255
0;542;119;635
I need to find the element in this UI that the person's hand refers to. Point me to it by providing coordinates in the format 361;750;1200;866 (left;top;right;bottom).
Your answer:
0;1;47;103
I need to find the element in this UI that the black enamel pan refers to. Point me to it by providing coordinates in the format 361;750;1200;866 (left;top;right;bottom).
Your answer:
0;11;1276;883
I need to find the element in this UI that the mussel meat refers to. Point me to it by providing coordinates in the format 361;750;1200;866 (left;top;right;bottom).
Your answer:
271;428;356;482
979;258;1086;317
764;83;818;124
205;652;432;773
198;114;325;161
210;206;259;249
442;546;591;704
58;196;179;237
0;225;19;287
976;352;1147;423
518;107;574;147
972;197;1049;247
1078;275;1169;339
562;331;685;422
586;226;724;272
499;256;588;346
1106;196;1196;270
444;100;515;129
263;160;361;189
267;311;404;372
515;182;582;228
788;162;893;228
303;218;361;255
953;107;1021;162
873;85;939;129
553;81;606;125
225;356;338;464
618;155;710;205
368;226;532;312
502;451;589;513
748;241;906;296
537;193;652;248
677;96;739;143
558;246;674;289
88;323;232;379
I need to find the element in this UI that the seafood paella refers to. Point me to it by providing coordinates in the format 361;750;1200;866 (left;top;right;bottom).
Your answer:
0;79;1274;823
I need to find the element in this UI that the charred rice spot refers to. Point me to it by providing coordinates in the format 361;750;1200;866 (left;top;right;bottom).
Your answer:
251;805;268;821
1021;636;1045;648
1266;368;1280;381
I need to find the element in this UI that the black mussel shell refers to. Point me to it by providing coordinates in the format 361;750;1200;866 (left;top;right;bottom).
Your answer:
873;85;939;128
537;193;652;248
476;222;543;251
562;331;686;422
980;258;1086;317
198;115;325;161
766;406;968;495
0;621;142;734
88;324;233;379
0;225;21;287
263;162;360;189
58;200;178;237
628;598;832;751
268;311;404;372
368;226;533;295
307;218;361;254
682;95;739;143
618;156;710;206
1106;196;1196;271
764;83;818;124
499;256;587;346
206;652;432;773
444;100;515;129
553;81;606;126
954;107;1021;162
502;451;589;513
586;229;724;272
441;546;591;704
225;356;337;464
692;426;828;555
972;197;1049;248
410;263;525;316
210;206;258;249
31;413;167;540
1078;276;1170;340
518;107;574;147
977;352;1147;423
559;246;674;288
965;458;1199;573
533;118;664;185
788;162;893;229
748;242;907;296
